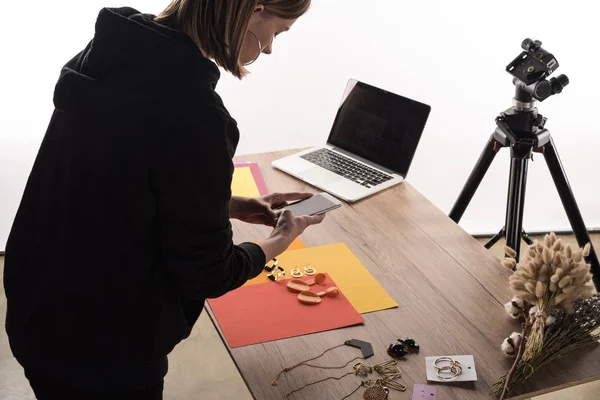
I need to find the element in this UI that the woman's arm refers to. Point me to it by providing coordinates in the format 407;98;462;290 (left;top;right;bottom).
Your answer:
229;196;248;220
156;116;266;300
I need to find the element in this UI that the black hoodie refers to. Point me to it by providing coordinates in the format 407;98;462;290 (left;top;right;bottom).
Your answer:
4;7;265;391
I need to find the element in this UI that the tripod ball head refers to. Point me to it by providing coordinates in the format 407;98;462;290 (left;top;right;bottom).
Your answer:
512;73;569;102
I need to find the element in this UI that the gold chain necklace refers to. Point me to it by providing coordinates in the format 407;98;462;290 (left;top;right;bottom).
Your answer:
272;343;406;400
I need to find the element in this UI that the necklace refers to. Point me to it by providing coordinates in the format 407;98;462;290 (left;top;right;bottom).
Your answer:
272;339;374;386
271;344;364;387
272;341;406;400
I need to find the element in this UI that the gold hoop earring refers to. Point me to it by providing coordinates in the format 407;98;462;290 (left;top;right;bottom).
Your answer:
433;357;462;380
243;30;262;66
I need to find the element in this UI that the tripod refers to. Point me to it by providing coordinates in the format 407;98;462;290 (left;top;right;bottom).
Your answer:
449;86;600;290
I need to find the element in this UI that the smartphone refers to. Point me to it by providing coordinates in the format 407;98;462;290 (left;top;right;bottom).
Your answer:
277;192;342;216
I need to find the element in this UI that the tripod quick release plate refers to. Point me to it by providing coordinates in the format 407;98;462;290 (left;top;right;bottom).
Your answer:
507;39;558;85
506;39;569;102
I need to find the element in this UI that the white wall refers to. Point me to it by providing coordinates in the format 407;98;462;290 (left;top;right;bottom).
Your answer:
1;0;599;251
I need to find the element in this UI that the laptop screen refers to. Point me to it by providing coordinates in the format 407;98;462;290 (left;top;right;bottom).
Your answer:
326;79;431;176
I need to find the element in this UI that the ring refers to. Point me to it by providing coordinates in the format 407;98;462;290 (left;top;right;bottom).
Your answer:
291;268;303;278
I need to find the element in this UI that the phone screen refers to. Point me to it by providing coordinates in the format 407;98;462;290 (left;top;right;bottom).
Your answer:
280;195;340;216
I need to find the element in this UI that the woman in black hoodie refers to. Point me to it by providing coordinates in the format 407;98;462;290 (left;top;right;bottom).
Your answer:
4;1;318;399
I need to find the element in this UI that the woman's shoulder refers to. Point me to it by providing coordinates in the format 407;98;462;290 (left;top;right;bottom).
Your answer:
166;87;236;126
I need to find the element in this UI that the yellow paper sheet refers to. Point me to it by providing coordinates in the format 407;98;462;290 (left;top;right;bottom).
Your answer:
231;166;260;197
287;238;305;251
246;243;398;314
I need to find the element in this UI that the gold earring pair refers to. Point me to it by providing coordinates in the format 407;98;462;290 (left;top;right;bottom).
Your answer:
290;265;317;278
434;357;462;380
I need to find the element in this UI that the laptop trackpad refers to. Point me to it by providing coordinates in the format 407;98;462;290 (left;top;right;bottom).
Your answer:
301;167;342;186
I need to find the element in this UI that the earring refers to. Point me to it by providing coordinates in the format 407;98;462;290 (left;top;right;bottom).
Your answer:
387;337;420;358
387;342;407;358
291;268;303;278
433;357;462;380
304;265;316;276
243;30;262;66
267;266;285;282
264;258;279;272
398;338;420;353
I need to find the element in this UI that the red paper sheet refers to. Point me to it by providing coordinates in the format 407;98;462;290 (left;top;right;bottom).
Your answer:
208;273;364;348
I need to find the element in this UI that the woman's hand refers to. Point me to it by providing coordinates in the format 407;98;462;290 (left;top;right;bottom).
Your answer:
258;209;326;260
229;192;314;227
270;209;326;242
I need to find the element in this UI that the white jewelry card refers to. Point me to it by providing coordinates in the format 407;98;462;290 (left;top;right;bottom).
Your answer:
425;355;478;383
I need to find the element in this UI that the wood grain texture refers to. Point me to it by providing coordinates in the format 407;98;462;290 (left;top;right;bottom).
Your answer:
206;149;600;400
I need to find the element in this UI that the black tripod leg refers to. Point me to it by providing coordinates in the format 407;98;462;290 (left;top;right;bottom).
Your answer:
522;230;534;246
485;228;505;249
543;137;600;290
450;135;499;223
505;156;529;262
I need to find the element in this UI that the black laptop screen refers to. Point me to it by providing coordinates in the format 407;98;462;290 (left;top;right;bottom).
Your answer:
326;80;431;176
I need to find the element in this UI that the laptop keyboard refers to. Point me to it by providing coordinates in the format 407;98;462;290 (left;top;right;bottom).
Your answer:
300;148;394;188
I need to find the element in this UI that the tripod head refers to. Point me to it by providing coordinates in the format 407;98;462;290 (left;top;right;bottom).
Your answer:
507;39;569;104
494;39;570;150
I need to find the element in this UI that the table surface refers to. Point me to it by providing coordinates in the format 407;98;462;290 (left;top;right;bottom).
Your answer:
206;149;600;400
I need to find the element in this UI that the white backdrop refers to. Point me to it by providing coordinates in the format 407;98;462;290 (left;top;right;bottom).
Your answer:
1;0;599;251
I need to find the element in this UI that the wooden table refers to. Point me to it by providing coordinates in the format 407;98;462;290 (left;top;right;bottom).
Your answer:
206;149;600;400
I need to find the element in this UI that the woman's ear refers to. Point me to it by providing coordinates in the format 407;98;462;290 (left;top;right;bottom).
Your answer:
253;4;265;14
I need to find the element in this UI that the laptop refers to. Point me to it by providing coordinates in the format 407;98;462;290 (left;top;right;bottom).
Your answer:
272;79;431;202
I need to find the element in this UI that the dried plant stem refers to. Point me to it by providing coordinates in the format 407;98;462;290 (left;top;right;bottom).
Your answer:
524;316;545;360
500;323;528;400
493;296;600;398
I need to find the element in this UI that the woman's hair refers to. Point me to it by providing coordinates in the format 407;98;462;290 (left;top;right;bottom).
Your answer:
156;0;311;78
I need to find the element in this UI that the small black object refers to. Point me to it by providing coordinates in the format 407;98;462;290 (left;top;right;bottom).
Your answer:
387;342;407;358
398;337;420;353
344;339;374;359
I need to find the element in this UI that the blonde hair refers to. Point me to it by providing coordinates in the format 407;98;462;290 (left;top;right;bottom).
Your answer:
156;0;311;78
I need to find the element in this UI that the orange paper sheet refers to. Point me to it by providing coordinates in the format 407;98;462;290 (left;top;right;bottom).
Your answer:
208;273;364;348
245;243;397;314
